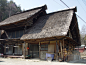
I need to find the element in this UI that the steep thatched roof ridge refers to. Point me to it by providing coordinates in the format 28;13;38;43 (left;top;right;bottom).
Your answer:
21;8;75;40
0;5;47;26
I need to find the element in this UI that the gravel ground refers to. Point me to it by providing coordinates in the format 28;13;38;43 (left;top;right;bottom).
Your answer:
0;58;86;65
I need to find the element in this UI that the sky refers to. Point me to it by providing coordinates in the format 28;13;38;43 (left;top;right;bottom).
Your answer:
7;0;86;31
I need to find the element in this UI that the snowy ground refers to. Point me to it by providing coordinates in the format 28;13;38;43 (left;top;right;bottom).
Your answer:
0;58;86;65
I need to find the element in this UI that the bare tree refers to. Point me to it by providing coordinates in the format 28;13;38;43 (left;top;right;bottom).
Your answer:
80;25;86;45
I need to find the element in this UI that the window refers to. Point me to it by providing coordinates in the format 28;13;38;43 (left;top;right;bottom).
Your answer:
16;31;20;38
6;48;9;54
6;30;24;38
11;32;15;38
20;30;24;37
6;45;13;55
14;44;22;55
41;44;48;51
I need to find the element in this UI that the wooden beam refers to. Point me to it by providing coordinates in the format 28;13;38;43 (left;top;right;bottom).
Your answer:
25;37;65;43
60;41;63;59
63;39;64;49
63;39;65;61
23;42;26;59
56;40;58;61
39;42;41;59
4;44;6;54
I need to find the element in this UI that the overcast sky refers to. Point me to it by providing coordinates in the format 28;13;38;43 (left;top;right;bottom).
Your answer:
7;0;86;31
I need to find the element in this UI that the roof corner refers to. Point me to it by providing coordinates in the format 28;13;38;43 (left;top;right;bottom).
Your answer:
69;6;77;12
73;6;77;12
41;4;47;10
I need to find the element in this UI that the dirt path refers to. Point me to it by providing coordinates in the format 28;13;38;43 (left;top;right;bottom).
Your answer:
0;58;86;65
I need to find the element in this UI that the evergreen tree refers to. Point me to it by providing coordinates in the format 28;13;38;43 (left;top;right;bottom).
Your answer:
0;0;7;22
0;0;21;22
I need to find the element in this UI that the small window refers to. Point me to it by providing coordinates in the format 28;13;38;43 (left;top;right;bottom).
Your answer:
41;44;48;51
20;30;24;37
16;31;20;38
12;32;15;38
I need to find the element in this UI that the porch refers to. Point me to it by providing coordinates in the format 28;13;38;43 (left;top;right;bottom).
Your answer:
23;36;80;61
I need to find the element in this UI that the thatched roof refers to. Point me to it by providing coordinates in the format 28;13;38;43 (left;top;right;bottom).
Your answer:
0;5;47;30
21;7;77;40
0;9;41;25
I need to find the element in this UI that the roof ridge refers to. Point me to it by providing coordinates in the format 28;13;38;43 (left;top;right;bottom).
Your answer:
46;6;77;15
11;4;47;16
58;6;77;12
37;6;76;18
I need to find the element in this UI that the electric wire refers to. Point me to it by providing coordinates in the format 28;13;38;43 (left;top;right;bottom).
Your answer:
52;0;86;31
82;0;86;6
60;0;86;31
77;0;86;13
60;0;86;24
53;0;64;8
60;0;69;8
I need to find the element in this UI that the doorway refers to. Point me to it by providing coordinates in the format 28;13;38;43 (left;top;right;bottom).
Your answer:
29;44;39;58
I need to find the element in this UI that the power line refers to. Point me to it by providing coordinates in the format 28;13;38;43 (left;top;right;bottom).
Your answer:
83;0;86;4
52;0;86;31
77;0;86;13
53;0;64;8
60;0;86;24
53;0;77;31
60;0;69;8
76;14;86;24
82;0;86;7
84;0;86;3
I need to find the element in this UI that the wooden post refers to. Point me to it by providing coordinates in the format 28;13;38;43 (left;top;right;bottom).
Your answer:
60;41;63;59
23;42;26;59
39;42;41;59
63;39;64;61
56;40;58;61
17;43;18;54
28;43;30;55
58;41;60;61
25;43;28;56
23;25;27;59
63;39;64;49
25;43;26;58
4;44;6;54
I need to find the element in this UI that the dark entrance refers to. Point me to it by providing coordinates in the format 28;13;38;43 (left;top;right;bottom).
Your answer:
0;44;4;54
29;44;39;58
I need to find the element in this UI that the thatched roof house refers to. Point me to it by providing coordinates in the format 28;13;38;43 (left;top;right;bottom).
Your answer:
0;5;81;60
21;7;80;45
0;5;80;46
